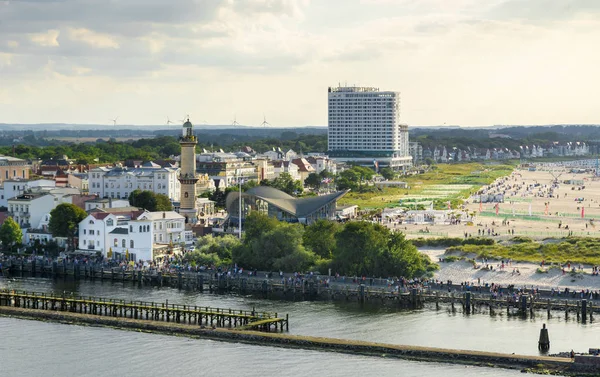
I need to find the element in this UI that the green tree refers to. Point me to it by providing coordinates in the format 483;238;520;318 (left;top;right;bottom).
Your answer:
48;203;87;251
304;173;321;189
336;169;360;191
155;193;173;211
261;172;303;196
0;217;22;251
303;219;340;259
380;167;395;180
129;189;172;211
331;221;427;278
233;212;315;271
333;221;387;276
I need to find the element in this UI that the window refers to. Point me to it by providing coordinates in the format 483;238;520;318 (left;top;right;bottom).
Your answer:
122;239;126;247
139;225;142;232
130;225;133;232
90;230;94;235
106;219;114;226
114;238;118;247
84;229;87;235
89;220;94;224
130;240;134;248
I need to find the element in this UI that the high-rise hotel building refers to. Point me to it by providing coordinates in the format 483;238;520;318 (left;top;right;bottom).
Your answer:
327;86;412;170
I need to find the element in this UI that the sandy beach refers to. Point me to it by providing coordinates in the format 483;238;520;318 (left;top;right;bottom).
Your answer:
421;246;600;291
403;164;600;291
396;166;600;240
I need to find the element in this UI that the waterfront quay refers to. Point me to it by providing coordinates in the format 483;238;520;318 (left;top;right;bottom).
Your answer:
2;259;600;321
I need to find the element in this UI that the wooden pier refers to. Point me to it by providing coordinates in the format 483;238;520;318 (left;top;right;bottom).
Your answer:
0;289;288;332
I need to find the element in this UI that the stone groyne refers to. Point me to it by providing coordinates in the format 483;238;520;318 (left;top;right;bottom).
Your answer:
0;306;590;376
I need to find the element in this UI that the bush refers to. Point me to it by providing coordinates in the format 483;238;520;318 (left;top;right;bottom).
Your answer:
511;236;534;244
443;256;462;262
462;237;495;246
411;237;463;247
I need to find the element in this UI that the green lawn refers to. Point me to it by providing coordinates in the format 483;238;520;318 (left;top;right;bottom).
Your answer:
447;237;600;266
338;162;516;210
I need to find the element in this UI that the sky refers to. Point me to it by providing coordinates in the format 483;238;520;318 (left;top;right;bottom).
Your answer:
1;0;600;127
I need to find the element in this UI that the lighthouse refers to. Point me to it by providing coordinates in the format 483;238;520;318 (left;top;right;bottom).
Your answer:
179;118;198;223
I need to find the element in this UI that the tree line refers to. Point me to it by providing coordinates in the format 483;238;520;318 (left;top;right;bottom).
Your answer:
184;212;436;278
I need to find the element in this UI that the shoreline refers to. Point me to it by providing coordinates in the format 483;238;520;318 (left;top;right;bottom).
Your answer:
0;306;585;376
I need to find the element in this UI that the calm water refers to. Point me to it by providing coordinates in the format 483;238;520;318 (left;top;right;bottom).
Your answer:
1;276;597;376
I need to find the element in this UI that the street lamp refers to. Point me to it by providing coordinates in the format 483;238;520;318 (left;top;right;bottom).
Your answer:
236;169;243;239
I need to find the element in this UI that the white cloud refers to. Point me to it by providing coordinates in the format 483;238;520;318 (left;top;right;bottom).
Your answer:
29;29;60;47
68;28;120;49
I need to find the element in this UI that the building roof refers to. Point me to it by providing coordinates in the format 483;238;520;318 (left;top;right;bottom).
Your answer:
291;158;316;173
109;227;129;235
138;211;185;221
89;207;145;219
8;193;49;201
226;186;348;219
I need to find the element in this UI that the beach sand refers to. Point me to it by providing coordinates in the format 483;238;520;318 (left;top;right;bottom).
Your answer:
421;247;600;291
397;167;600;239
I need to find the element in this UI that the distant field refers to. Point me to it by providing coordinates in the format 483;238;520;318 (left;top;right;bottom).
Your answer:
49;136;155;143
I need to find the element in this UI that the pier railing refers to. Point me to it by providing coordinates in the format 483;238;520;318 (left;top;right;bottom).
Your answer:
0;289;288;332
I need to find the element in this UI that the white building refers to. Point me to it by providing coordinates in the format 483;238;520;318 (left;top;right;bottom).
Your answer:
327;86;412;170
0;179;56;207
77;208;188;261
84;197;130;211
272;161;301;181
7;193;55;229
88;163;180;201
137;211;187;246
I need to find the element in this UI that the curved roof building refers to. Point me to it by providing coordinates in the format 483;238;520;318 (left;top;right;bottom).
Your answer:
225;186;348;225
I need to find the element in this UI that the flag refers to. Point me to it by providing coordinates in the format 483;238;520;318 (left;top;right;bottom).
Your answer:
447;201;451;210
528;203;532;216
373;160;379;173
544;203;549;215
430;202;434;210
495;203;499;216
479;200;482;213
582;206;585;219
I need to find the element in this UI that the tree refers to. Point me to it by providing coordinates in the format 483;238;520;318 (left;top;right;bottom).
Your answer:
304;173;321;189
48;203;87;251
129;189;172;211
260;173;303;196
331;221;427;278
0;217;22;251
303;219;340;259
333;221;388;276
380;167;395;180
233;212;315;271
155;193;173;211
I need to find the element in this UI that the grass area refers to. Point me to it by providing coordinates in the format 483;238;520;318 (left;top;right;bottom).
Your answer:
446;237;600;266
338;162;517;210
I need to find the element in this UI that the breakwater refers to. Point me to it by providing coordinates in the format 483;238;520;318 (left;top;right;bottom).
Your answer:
0;305;588;375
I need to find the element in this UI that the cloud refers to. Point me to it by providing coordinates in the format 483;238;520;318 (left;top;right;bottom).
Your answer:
68;28;120;49
2;0;600;126
29;29;60;47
